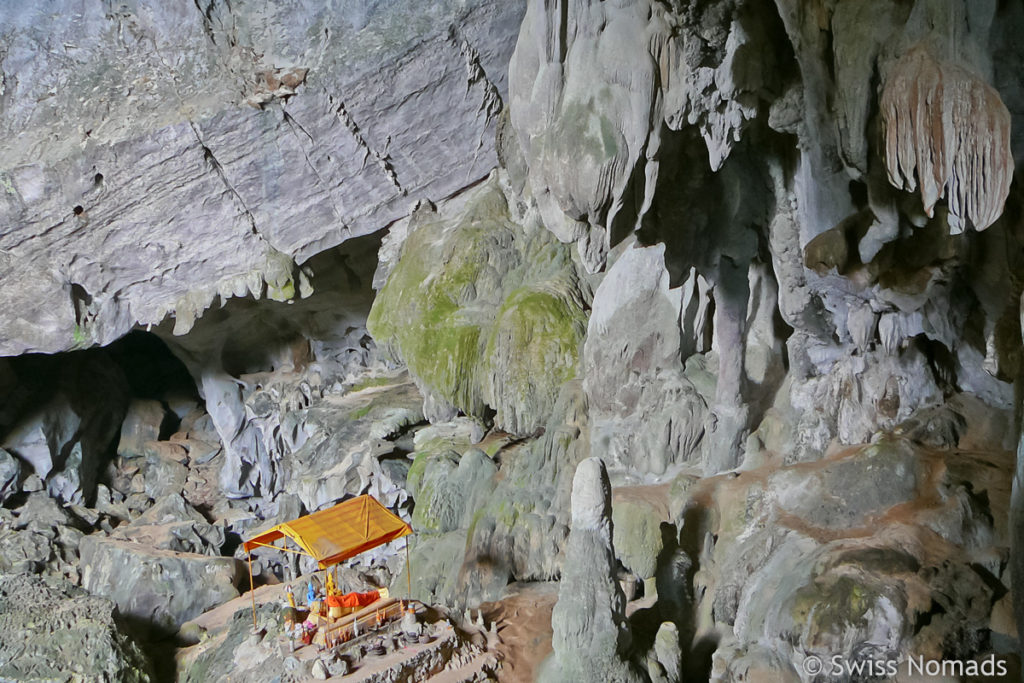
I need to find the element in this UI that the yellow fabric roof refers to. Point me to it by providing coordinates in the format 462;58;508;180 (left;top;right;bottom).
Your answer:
242;495;412;569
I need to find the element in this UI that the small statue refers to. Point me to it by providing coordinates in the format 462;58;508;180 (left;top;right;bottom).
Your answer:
307;581;316;606
282;608;298;651
286;584;296;608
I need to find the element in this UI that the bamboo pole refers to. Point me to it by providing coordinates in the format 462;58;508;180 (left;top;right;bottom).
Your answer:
247;550;257;631
364;496;370;539
405;536;412;600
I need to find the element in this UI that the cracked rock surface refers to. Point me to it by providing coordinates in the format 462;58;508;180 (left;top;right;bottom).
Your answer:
0;573;153;682
0;0;524;356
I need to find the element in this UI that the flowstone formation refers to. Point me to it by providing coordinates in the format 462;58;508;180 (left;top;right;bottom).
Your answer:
702;434;1014;680
2;0;1024;681
369;0;1024;678
881;45;1014;232
583;243;714;477
368;172;589;435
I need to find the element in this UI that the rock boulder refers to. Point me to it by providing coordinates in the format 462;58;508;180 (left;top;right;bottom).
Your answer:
80;535;241;633
0;573;152;682
0;447;21;504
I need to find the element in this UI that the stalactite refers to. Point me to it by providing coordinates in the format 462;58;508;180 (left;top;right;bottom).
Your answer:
881;45;1014;233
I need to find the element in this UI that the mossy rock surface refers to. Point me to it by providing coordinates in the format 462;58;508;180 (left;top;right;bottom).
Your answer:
368;176;590;434
408;449;461;532
409;447;497;533
457;381;591;604
485;284;588;434
611;498;665;580
367;182;510;418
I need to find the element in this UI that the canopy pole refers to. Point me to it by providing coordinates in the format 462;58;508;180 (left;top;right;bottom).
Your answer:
364;497;370;539
405;537;412;600
247;550;257;632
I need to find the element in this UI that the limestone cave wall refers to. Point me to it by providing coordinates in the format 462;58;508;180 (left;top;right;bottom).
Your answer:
1;0;1023;681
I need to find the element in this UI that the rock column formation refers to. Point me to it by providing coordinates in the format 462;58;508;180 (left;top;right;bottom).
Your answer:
542;457;642;683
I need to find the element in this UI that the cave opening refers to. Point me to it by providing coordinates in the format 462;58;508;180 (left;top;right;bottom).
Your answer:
107;330;201;422
0;330;203;509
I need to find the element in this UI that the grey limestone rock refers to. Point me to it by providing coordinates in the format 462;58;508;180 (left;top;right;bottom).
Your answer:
79;534;241;633
178;602;289;683
585;243;707;477
282;373;424;514
541;457;643;683
0;573;152;682
0;526;52;575
703;438;1008;677
0;447;20;504
611;497;665;582
393;529;467;607
134;445;190;503
0;0;526;357
652;621;683;683
509;0;780;271
117;399;171;458
457;380;590;605
2;0;1024;674
0;350;129;505
408;447;497;534
112;493;226;557
21;473;44;493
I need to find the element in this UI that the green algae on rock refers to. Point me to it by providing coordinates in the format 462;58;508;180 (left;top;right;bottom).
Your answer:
368;174;590;435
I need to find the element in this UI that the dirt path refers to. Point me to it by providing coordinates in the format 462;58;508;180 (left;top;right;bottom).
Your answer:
479;582;558;683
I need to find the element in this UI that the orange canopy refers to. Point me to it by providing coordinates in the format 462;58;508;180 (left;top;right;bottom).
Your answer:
242;495;412;569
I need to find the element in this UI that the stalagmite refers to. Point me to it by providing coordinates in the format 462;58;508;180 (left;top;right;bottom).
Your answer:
542;457;643;683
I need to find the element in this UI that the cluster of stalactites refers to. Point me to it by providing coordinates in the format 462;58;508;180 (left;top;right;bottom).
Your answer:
881;45;1014;233
508;0;762;272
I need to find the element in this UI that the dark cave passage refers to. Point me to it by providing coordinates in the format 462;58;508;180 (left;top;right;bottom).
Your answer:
0;330;203;507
